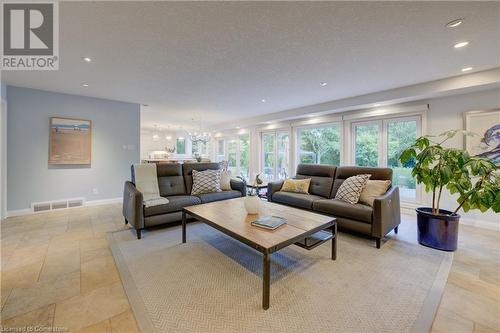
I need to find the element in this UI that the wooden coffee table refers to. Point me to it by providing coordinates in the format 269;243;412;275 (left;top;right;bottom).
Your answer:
182;197;336;310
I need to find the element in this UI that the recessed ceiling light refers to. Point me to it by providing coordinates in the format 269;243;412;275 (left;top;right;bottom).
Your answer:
82;83;89;87
265;121;272;124
454;41;469;48
308;114;315;118
446;18;464;28
261;99;266;103
461;67;473;72
83;57;92;62
374;103;381;107
320;82;328;87
236;126;241;129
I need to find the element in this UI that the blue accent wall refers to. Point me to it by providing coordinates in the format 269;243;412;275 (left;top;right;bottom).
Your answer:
7;86;140;211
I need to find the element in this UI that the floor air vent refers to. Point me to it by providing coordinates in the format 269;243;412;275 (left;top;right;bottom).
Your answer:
31;198;85;212
33;202;51;212
68;199;84;208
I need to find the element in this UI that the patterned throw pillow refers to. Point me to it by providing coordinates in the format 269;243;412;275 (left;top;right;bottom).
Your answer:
191;169;222;195
335;174;371;204
280;178;311;194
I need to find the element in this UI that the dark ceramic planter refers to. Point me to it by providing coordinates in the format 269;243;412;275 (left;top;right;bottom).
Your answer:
416;207;460;252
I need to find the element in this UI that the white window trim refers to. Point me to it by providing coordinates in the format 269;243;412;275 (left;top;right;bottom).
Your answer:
260;129;292;180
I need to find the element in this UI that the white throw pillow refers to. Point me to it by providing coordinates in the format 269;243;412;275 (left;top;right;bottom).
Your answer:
359;180;391;207
191;169;222;195
335;174;371;204
220;170;232;191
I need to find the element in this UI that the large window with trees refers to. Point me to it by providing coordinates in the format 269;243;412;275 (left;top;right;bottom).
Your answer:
227;139;237;175
262;131;289;180
297;124;341;165
351;116;420;200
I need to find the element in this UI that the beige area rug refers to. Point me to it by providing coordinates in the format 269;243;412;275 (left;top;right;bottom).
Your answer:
109;219;452;333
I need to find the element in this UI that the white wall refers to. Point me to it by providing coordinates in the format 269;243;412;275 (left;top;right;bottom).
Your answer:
140;128;193;160
424;88;500;227
0;82;7;219
6;86;140;213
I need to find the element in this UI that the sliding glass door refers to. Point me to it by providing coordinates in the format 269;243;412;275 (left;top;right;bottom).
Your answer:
353;121;380;167
262;130;290;180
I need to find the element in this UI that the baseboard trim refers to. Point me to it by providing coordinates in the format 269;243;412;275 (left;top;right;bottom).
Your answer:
401;208;499;231
6;197;123;218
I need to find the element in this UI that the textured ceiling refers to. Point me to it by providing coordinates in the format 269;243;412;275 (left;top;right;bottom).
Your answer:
3;1;500;129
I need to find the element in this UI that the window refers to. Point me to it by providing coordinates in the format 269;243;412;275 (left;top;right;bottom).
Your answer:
227;139;237;175
216;139;225;162
239;134;250;180
262;131;289;180
297;124;341;165
386;118;418;200
351;116;421;200
354;122;380;167
176;138;186;154
192;140;211;156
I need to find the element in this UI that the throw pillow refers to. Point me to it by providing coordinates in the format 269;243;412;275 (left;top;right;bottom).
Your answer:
220;170;232;191
335;174;371;204
280;178;311;194
191;169;222;195
359;180;391;207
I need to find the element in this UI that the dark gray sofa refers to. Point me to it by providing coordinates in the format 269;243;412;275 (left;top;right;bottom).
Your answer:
123;162;246;239
267;164;400;248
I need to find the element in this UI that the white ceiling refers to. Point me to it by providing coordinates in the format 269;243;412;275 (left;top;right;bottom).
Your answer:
3;1;500;129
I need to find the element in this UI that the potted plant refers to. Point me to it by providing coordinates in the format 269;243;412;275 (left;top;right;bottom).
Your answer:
399;130;499;251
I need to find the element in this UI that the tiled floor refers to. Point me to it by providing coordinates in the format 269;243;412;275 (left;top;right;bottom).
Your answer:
0;204;498;332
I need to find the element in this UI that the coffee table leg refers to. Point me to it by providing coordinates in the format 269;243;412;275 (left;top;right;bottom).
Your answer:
263;252;270;310
332;223;337;260
182;210;186;243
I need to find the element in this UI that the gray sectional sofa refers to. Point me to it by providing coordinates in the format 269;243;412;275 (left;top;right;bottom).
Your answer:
267;164;401;248
123;162;246;239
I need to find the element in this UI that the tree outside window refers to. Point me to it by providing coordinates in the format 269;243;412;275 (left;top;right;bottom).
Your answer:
298;125;340;165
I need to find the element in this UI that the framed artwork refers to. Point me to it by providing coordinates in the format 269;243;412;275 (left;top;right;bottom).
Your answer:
49;117;92;165
464;109;500;165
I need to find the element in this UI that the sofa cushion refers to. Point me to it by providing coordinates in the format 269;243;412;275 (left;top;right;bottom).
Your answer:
312;199;373;223
272;192;324;210
183;162;221;194
144;195;201;217
331;166;392;198
281;178;311;194
335;174;371;204
295;164;336;198
191;169;221;195
197;190;242;203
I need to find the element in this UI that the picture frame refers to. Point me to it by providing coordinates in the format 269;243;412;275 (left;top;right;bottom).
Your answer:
49;117;92;165
464;108;500;165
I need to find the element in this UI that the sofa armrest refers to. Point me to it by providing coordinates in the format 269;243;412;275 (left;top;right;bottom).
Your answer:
372;186;401;238
267;180;285;202
230;178;247;197
123;181;145;230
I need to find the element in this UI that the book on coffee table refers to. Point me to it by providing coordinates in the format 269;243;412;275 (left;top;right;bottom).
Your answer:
251;216;287;230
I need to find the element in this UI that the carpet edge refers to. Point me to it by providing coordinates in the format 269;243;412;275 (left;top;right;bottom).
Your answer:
108;231;157;333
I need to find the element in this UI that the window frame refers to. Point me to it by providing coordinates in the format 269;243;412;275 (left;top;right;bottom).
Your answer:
260;129;291;180
350;115;422;202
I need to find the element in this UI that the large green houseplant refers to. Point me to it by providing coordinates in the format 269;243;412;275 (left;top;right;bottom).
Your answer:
399;130;499;251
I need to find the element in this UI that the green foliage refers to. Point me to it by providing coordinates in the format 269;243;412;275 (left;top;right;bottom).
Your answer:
354;124;378;167
399;130;500;215
299;126;340;165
